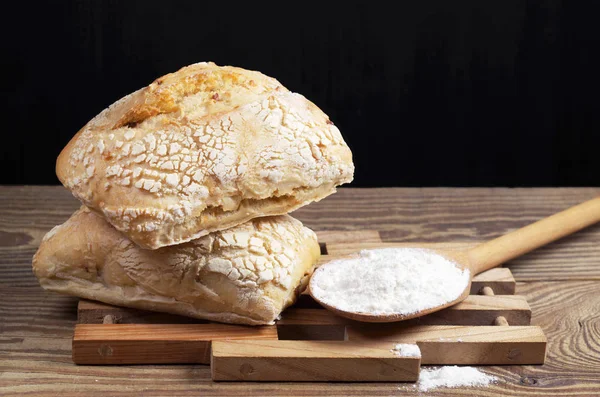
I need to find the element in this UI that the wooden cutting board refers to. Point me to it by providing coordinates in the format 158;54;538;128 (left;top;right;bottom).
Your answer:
72;230;547;382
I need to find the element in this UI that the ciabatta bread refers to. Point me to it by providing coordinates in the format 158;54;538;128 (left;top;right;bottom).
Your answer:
56;62;353;249
32;207;320;325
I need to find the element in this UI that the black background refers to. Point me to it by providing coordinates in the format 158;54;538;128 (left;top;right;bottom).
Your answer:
3;1;599;187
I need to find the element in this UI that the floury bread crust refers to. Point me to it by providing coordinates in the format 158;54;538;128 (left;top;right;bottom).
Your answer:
57;62;354;249
32;207;320;325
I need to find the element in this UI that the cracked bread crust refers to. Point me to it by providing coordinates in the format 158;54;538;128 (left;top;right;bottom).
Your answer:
56;62;354;249
32;207;320;325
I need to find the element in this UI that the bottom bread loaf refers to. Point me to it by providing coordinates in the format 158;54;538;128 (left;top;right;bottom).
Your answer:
32;207;320;325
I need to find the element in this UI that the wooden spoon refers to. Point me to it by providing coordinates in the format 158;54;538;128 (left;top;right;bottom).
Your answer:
309;196;600;323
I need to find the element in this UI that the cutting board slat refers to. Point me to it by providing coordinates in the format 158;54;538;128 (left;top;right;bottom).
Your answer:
470;268;515;294
347;325;547;365
72;324;278;365
211;340;421;382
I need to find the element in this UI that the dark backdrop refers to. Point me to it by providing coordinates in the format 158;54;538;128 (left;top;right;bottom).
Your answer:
3;1;599;187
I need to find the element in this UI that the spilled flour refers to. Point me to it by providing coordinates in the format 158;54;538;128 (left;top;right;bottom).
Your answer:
310;248;470;315
391;343;421;358
415;366;497;391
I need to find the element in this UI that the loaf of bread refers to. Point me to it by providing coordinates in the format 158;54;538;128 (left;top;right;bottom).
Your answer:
56;62;354;249
32;207;320;325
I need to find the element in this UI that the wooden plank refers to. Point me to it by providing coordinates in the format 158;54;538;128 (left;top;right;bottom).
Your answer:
211;340;420;382
72;324;278;364
347;325;547;365
421;295;531;326
77;300;206;324
281;294;531;331
471;268;516;295
277;309;350;340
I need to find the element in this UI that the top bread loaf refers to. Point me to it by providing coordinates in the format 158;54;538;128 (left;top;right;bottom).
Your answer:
57;62;354;249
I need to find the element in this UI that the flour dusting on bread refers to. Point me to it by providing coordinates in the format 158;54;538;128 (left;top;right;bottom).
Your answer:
57;62;353;249
33;207;320;325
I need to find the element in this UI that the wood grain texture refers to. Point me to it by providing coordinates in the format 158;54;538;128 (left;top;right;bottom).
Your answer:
297;187;600;281
467;196;600;274
347;325;547;365
211;340;421;382
3;187;600;286
315;230;383;245
1;187;600;396
72;324;278;365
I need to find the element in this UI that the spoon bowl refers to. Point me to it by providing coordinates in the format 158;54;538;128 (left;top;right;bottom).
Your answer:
309;197;600;323
308;274;472;323
308;248;472;323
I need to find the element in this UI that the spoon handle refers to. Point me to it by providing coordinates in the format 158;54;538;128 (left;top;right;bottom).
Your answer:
467;196;600;275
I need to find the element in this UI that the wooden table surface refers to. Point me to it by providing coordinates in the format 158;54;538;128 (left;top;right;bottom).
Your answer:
1;186;599;396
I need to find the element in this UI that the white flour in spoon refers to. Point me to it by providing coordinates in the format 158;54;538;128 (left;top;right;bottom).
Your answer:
310;248;470;315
